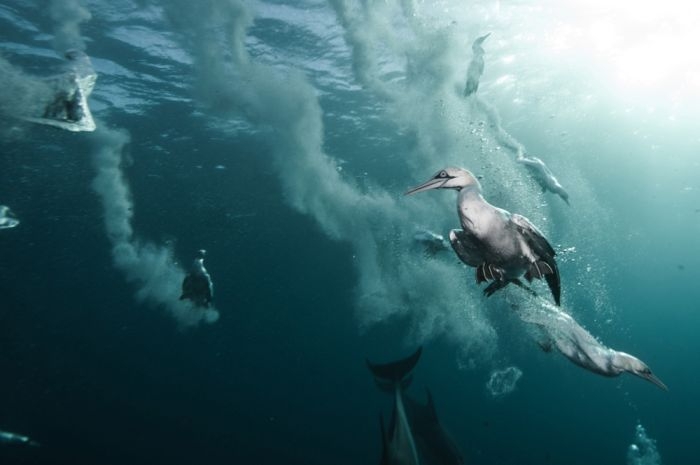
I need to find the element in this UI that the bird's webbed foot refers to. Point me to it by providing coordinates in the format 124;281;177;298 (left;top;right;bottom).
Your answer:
476;262;505;284
483;279;509;297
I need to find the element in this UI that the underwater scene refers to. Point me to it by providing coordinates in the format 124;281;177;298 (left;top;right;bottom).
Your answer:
1;0;698;464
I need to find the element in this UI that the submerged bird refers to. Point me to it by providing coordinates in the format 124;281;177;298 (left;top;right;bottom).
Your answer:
516;156;569;205
464;33;491;96
0;205;20;229
404;389;465;465
525;302;667;390
24;49;97;132
368;347;423;465
0;429;40;447
406;167;561;305
180;249;214;308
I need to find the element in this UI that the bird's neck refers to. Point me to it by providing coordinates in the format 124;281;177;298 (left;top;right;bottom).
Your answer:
458;185;483;202
457;187;490;232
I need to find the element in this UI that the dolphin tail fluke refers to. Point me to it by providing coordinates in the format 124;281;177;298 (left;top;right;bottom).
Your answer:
367;347;423;390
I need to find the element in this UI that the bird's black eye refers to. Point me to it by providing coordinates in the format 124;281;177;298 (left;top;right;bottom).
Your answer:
439;170;448;178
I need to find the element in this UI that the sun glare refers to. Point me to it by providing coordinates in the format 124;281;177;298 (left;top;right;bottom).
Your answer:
566;0;700;95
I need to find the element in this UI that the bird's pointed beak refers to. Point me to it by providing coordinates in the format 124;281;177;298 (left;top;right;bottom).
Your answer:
636;371;668;391
476;32;491;44
404;177;447;196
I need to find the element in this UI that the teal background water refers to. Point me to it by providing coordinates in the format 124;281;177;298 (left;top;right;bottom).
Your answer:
1;1;698;464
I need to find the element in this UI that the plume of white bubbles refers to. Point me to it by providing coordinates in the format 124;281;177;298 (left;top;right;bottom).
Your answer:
329;0;615;321
90;127;219;327
485;366;523;397
0;1;87;129
0;57;55;130
50;0;91;53
627;424;662;465
44;0;216;326
161;0;497;362
0;1;87;127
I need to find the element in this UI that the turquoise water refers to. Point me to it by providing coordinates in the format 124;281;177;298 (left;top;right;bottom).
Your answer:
1;1;698;464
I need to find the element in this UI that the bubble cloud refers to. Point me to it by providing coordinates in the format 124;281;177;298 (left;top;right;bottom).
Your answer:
486;366;523;397
162;0;498;360
90;126;219;327
627;423;662;465
50;0;91;53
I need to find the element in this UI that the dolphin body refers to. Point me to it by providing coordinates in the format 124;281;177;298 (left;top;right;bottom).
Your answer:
404;390;465;465
368;348;423;465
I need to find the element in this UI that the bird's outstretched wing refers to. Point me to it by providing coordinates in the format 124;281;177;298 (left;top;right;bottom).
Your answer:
511;214;561;305
448;229;484;267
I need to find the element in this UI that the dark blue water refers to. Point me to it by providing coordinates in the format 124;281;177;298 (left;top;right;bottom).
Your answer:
1;1;699;464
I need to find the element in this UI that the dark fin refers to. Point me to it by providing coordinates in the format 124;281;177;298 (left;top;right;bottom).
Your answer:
509;278;539;298
483;280;510;297
449;229;483;267
484;278;536;298
424;388;438;421
476;265;486;284
379;414;389;465
181;275;194;296
511;214;556;258
180;273;214;308
373;378;395;394
400;375;414;392
545;263;561;306
367;347;423;387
